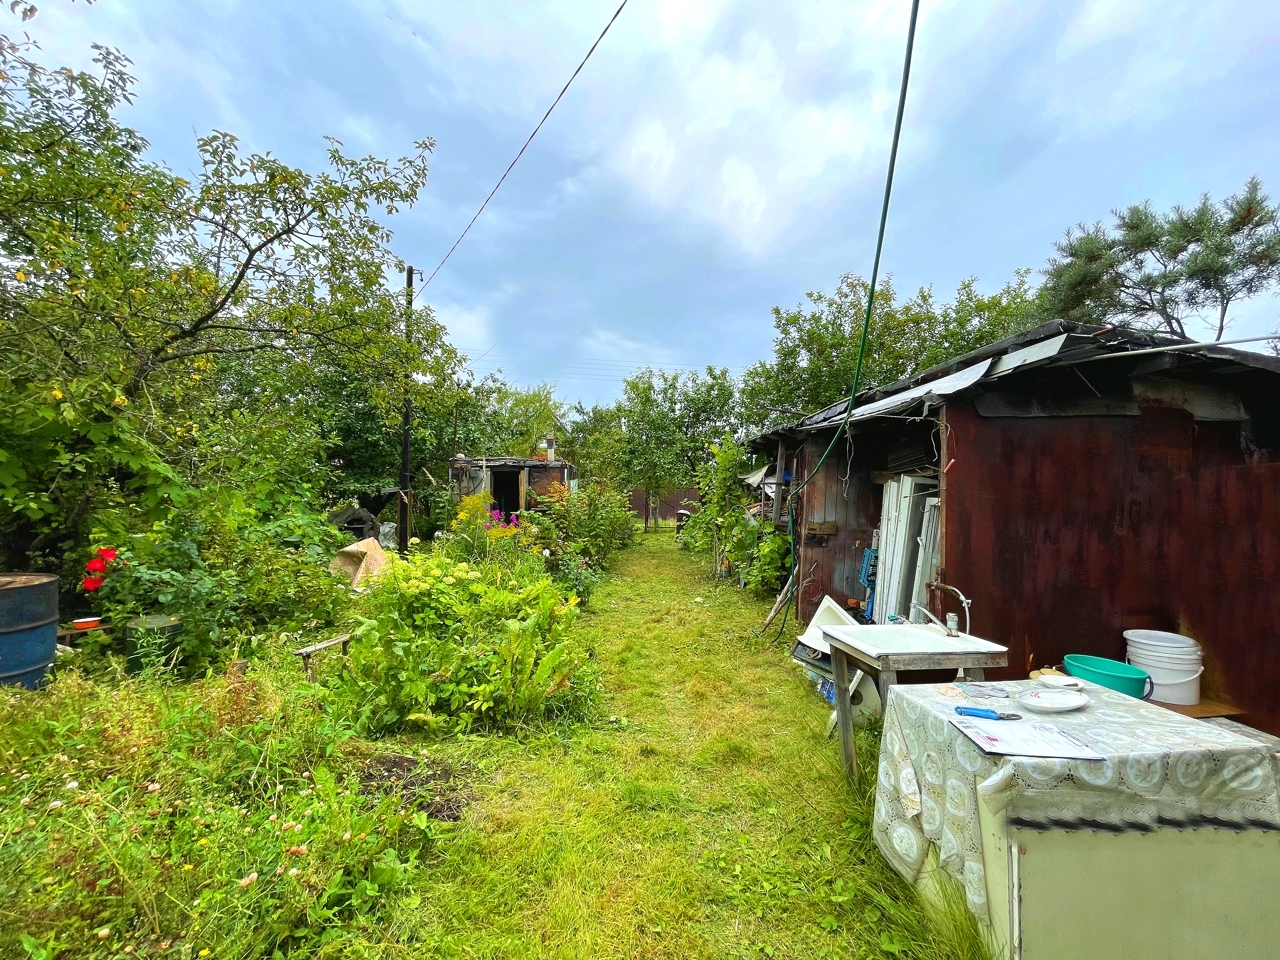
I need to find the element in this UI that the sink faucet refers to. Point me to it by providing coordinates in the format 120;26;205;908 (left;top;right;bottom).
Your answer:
910;602;957;637
926;581;972;636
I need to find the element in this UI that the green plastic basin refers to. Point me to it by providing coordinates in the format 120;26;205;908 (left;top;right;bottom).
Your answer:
1064;654;1152;699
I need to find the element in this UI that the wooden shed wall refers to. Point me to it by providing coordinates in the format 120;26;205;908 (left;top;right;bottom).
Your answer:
628;487;699;521
940;400;1280;734
528;465;572;499
794;438;878;622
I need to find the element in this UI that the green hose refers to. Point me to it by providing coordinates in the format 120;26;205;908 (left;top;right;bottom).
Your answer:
775;0;921;638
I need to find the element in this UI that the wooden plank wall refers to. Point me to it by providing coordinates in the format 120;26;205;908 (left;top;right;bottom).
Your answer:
795;437;878;623
629;487;699;521
941;400;1280;734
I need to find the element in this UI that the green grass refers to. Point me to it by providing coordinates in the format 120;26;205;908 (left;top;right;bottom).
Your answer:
0;532;987;960
378;533;987;959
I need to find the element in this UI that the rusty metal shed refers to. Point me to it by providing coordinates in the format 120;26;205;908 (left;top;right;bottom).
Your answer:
448;454;577;518
752;321;1280;734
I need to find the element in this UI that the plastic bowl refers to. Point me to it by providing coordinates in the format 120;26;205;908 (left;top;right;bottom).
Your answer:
72;616;102;630
1064;654;1152;699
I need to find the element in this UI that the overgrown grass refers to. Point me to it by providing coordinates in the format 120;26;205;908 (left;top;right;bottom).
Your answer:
369;533;988;959
0;533;986;959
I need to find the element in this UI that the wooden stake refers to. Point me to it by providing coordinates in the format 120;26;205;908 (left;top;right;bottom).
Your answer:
762;572;795;630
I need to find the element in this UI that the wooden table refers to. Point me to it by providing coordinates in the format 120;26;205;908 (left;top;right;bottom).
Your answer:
1153;697;1246;720
819;623;1008;782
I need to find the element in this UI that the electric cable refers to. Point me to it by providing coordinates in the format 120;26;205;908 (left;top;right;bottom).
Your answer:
418;0;629;294
773;0;921;641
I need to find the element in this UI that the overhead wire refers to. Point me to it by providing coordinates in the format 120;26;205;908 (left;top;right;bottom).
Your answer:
417;0;630;295
773;0;922;641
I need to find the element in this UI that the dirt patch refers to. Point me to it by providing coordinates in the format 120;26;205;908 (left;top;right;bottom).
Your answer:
357;753;471;822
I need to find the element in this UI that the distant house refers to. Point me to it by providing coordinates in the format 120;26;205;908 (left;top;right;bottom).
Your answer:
449;454;577;519
751;321;1280;733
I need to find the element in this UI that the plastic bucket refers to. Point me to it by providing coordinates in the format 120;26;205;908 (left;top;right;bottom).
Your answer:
1123;630;1201;654
1127;646;1203;706
1064;654;1153;699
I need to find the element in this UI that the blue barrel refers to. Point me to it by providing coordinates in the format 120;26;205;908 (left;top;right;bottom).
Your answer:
0;573;59;689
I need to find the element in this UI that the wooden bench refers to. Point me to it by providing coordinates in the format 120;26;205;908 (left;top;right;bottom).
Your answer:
293;634;351;682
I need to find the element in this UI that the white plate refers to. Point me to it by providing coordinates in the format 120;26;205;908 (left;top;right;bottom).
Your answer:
1016;689;1090;713
1039;674;1084;690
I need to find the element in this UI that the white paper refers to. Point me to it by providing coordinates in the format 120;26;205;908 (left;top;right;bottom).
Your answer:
950;717;1103;760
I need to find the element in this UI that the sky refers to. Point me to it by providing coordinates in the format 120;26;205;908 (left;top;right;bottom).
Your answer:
36;0;1280;404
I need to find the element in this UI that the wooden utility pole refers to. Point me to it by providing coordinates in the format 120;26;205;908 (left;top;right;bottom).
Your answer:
398;265;416;556
772;437;786;525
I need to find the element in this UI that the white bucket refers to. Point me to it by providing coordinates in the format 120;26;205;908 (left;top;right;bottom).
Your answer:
1124;629;1201;654
1127;644;1203;705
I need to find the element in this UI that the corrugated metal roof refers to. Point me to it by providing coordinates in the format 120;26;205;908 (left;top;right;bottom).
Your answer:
800;360;992;432
754;322;1280;442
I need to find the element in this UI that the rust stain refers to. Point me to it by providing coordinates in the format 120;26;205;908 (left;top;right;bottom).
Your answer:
941;401;1280;735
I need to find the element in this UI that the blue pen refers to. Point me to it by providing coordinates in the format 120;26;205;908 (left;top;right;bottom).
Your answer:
955;705;1022;721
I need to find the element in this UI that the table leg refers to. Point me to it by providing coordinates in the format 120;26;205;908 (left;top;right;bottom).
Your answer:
967;667;985;682
830;646;858;782
877;668;898;706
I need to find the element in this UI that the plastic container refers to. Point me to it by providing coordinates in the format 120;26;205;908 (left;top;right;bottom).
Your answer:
1124;629;1201;655
1125;633;1203;705
1063;654;1153;699
0;573;59;689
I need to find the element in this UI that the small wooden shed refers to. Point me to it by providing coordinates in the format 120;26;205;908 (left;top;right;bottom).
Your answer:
751;321;1280;733
448;454;577;518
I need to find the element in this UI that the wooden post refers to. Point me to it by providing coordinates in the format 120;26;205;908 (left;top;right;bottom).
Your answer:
877;669;898;708
762;572;795;630
831;646;858;782
772;437;786;524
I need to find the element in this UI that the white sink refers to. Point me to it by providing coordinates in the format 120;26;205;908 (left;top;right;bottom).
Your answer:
820;623;1005;658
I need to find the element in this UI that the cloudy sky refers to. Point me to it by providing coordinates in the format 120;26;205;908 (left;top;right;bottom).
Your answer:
38;0;1280;403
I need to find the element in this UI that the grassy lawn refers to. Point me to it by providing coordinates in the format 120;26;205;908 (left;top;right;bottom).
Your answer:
1;532;985;960
386;532;984;959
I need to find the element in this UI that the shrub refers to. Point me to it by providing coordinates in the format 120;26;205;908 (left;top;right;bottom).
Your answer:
527;481;635;570
86;506;348;672
744;531;790;598
0;668;439;959
680;435;790;595
337;548;587;736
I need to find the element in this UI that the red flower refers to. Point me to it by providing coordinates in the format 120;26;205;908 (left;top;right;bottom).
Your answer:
85;557;108;574
96;547;119;562
81;576;105;592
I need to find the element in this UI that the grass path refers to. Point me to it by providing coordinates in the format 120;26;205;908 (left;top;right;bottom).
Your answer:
392;534;984;959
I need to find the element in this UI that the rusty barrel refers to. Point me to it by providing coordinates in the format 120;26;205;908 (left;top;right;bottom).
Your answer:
0;573;59;689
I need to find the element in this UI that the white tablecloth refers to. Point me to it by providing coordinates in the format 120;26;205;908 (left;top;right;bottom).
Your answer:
872;680;1280;923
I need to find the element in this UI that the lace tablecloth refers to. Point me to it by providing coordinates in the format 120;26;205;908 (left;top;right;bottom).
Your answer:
872;680;1280;923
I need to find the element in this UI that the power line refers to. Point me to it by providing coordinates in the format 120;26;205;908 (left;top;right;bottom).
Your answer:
418;0;630;293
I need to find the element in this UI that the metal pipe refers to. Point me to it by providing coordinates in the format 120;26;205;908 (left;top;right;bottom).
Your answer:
910;601;956;637
926;581;971;635
1075;334;1279;363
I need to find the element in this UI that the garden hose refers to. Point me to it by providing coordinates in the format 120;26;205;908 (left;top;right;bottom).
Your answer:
773;0;921;642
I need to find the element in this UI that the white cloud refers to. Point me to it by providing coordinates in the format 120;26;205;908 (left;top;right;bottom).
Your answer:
432;300;493;351
718;157;767;246
580;326;674;364
621;118;676;201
